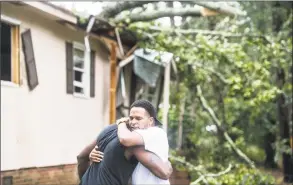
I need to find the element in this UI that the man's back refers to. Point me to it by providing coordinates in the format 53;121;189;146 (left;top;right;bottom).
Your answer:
81;124;138;185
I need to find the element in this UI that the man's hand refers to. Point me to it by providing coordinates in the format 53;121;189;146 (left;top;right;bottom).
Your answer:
116;117;130;126
89;146;104;163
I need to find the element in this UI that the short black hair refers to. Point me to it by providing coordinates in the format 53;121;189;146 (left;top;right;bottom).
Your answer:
130;99;162;126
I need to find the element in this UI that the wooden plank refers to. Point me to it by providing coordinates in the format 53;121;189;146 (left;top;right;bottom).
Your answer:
115;28;124;57
118;55;134;68
162;62;171;133
109;43;117;124
124;44;138;59
12;25;20;84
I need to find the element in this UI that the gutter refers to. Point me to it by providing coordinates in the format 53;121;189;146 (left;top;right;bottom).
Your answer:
84;15;96;51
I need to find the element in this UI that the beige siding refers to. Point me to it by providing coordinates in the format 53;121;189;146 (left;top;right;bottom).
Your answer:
1;3;110;170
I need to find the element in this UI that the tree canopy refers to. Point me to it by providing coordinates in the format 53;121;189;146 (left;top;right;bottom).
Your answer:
81;1;293;184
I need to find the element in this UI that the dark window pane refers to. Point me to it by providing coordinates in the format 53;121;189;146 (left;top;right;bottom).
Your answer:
1;22;11;81
74;71;83;82
74;86;84;93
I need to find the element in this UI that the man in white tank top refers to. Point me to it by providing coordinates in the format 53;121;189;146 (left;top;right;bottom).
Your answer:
116;99;171;185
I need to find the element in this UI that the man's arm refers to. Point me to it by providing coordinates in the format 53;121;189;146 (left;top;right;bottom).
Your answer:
131;146;173;180
118;122;144;147
76;139;96;180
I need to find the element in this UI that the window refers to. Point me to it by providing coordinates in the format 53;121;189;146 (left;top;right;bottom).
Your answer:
73;43;88;95
66;41;95;98
1;15;20;84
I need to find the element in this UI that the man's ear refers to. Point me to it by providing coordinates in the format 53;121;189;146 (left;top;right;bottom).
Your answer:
150;117;155;126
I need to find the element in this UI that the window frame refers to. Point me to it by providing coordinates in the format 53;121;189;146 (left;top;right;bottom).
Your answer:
0;15;21;86
72;42;90;98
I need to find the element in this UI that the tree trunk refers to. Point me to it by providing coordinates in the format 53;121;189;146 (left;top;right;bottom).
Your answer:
264;110;277;169
291;64;293;182
96;1;152;20
114;7;202;23
264;131;278;168
273;1;293;182
276;68;292;183
96;1;245;24
176;96;186;150
193;2;246;16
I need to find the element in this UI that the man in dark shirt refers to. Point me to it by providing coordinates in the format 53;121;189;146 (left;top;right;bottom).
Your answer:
77;123;172;185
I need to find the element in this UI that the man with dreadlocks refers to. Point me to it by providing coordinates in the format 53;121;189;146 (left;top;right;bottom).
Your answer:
77;100;172;185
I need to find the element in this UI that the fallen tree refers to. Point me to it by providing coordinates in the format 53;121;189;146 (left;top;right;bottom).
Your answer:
94;1;246;24
196;85;255;168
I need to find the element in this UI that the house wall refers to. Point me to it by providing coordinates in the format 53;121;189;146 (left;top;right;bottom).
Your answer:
1;2;110;171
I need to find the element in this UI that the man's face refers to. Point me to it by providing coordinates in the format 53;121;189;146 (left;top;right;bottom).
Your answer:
129;107;154;130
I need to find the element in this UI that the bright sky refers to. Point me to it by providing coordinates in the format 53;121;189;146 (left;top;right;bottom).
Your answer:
52;2;104;15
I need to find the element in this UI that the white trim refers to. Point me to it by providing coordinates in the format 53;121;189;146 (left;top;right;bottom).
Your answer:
73;42;86;51
1;15;21;25
84;36;90;52
73;93;89;99
1;81;20;88
83;50;91;97
73;67;85;73
73;81;84;88
22;2;77;24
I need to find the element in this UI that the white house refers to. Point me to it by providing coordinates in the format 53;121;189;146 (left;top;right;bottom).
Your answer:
1;2;113;184
0;2;176;184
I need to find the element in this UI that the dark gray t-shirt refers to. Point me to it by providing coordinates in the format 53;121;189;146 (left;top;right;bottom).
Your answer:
81;124;138;185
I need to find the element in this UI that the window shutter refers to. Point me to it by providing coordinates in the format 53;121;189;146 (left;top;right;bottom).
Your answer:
21;29;38;90
66;42;73;94
90;50;95;97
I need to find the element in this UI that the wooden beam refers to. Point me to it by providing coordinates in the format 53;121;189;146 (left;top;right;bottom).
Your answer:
123;44;138;59
115;28;124;57
162;62;171;133
109;43;117;124
12;25;20;84
119;55;134;68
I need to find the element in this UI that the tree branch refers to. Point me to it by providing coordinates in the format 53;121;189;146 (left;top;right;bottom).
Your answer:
196;85;255;168
194;2;246;16
95;1;245;24
191;164;233;185
192;63;230;84
169;155;204;172
96;1;153;20
114;7;202;23
148;26;265;38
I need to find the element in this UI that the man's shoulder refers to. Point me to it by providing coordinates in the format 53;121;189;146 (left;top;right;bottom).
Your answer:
97;124;117;142
135;127;167;141
148;126;167;135
101;124;117;133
